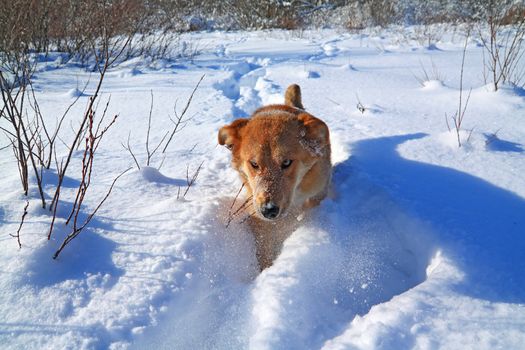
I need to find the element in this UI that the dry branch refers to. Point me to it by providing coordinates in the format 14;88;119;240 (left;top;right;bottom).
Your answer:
162;74;204;153
10;200;29;249
65;109;118;230
181;161;204;198
145;91;170;166
53;167;131;259
226;195;254;228
449;33;472;148
122;132;141;170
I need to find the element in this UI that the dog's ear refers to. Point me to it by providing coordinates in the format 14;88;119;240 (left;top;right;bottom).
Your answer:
218;118;249;151
298;113;330;156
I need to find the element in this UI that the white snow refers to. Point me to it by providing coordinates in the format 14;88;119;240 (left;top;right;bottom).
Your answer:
1;28;524;350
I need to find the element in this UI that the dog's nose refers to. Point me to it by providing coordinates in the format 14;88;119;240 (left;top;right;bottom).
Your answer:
261;202;280;219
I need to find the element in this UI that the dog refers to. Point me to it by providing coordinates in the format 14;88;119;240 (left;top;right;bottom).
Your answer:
218;84;332;270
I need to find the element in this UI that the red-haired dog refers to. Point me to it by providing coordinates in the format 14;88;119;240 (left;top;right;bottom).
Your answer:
219;84;331;270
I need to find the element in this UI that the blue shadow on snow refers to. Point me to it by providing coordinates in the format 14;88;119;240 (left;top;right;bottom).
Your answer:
23;215;122;289
351;133;525;303
483;133;523;153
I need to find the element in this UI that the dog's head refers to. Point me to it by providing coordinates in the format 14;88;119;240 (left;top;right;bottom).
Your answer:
219;107;329;220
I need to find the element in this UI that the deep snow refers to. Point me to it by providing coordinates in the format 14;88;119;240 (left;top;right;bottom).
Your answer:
1;28;524;350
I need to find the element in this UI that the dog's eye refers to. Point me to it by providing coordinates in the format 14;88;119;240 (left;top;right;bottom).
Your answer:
281;159;293;169
250;160;259;169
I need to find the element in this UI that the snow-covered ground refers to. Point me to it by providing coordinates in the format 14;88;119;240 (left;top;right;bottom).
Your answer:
1;28;524;349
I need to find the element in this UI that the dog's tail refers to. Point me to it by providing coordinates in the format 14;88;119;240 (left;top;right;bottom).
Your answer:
284;84;304;110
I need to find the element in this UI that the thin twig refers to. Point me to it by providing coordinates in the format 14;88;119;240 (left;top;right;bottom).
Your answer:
239;210;257;225
146;90;154;166
122;132;141;170
162;75;205;153
10;200;29;249
226;195;253;228
229;183;245;211
445;113;451;132
452;32;472;148
183;161;204;198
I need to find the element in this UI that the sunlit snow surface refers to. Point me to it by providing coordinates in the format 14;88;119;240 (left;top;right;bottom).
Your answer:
1;28;524;349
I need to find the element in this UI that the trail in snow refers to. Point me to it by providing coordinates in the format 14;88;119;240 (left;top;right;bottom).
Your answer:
132;160;437;349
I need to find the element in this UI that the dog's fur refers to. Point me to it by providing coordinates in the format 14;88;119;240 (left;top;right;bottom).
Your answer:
219;84;331;270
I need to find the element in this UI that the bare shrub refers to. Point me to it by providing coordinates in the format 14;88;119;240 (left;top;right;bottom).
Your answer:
413;24;446;47
344;5;369;31
122;91;169;170
53;111;128;259
220;1;300;30
368;0;400;27
0;71;46;207
413;57;445;86
0;0;175;68
3;0;524;42
477;1;525;90
40;23;140;257
48;30;132;243
0;0;46;81
125;32;181;61
1;10;133;257
123;75;203;173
